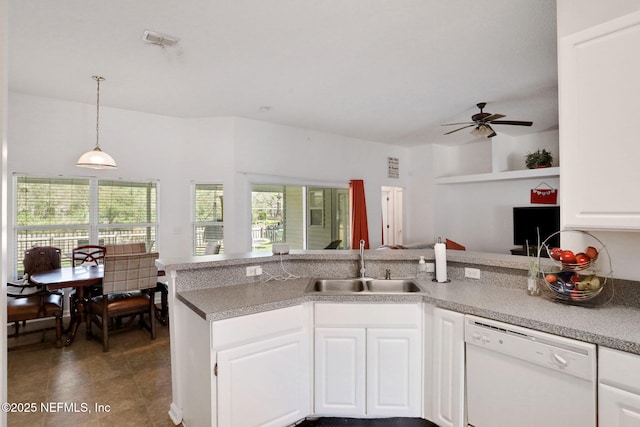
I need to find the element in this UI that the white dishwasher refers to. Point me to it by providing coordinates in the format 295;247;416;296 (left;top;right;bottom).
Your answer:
464;315;597;427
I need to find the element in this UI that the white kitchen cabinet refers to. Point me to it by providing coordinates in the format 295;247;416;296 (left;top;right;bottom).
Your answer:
174;301;311;427
314;303;423;418
366;327;421;416
599;347;640;426
425;306;465;427
217;329;309;427
314;327;366;415
559;9;640;230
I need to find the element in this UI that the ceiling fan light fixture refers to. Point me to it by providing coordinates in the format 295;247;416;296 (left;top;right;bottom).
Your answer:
471;124;495;138
77;75;117;169
443;102;532;138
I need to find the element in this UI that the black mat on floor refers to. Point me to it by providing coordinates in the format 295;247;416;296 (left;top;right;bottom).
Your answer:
296;417;438;427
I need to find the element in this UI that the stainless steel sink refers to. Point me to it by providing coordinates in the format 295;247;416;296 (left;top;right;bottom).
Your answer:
311;279;366;292
367;279;422;293
306;278;422;294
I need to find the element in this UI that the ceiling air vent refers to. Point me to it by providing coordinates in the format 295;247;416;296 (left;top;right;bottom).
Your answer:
142;30;179;47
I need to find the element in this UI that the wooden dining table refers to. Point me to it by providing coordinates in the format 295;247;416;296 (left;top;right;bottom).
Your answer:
30;264;166;346
29;265;104;346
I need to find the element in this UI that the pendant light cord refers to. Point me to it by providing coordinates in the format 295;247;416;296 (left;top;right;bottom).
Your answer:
93;75;105;150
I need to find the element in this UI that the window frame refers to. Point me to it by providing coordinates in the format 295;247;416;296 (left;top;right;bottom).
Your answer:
192;181;224;256
12;173;159;275
250;182;349;252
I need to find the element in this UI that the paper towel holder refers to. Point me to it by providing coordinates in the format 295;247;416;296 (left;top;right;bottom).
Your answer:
433;237;451;283
432;267;451;283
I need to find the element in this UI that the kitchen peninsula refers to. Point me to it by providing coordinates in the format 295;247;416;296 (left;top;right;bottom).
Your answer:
158;250;640;427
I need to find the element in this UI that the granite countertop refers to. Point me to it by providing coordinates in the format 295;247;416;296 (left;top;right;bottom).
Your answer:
177;276;640;355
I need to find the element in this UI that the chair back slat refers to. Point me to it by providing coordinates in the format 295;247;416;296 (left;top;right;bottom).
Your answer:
104;242;147;255
102;252;159;295
23;246;61;275
72;245;106;266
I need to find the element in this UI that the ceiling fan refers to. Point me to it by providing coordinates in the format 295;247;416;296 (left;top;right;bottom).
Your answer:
442;102;533;138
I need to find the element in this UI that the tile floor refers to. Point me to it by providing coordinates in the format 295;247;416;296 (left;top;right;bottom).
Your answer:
7;319;177;426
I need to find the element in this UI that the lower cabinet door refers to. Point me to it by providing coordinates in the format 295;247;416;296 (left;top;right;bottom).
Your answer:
367;328;421;417
431;308;465;427
600;383;640;426
314;327;366;416
217;330;310;427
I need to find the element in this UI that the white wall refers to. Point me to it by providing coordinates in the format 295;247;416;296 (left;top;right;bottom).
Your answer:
433;177;560;253
6;93;412;266
406;143;435;245
1;0;8;423
231;117;411;250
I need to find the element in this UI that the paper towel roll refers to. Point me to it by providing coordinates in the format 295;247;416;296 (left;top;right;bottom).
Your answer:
435;242;447;282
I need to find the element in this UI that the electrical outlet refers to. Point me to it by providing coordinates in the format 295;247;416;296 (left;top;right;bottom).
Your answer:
246;266;262;277
426;262;435;273
465;267;481;280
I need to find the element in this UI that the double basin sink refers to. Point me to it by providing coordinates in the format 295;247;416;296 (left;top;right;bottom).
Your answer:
306;277;423;294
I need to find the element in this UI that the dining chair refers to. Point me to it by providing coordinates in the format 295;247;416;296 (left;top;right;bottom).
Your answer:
7;246;64;349
72;244;106;266
104;242;147;255
105;242;173;325
86;252;159;351
70;245;106;321
204;241;221;255
324;239;342;249
23;246;62;278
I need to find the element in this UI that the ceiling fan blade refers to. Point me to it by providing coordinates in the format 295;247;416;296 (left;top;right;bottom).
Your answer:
442;121;474;126
471;112;491;121
484;114;506;122
444;124;475;135
486;125;497;138
490;120;533;126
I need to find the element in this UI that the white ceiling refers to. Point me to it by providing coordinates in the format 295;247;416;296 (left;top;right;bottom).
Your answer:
8;0;558;146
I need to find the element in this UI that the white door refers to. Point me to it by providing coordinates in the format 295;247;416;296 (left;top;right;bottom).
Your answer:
600;384;640;426
381;186;404;245
431;308;465;427
314;327;366;416
366;328;421;417
217;330;310;427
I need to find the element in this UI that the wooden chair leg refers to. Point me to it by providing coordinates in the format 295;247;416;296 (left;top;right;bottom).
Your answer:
55;314;63;348
85;306;93;338
102;303;109;352
150;297;156;340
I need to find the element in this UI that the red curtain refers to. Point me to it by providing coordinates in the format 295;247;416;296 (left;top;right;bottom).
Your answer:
350;180;370;249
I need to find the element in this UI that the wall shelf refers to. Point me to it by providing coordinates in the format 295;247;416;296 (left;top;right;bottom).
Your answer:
435;167;560;185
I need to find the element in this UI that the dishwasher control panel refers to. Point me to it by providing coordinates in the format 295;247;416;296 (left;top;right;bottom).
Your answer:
464;314;597;381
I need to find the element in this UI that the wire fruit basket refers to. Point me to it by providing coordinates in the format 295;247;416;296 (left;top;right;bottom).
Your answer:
538;230;613;304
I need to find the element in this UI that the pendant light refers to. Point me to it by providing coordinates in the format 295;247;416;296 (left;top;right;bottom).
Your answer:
76;75;117;169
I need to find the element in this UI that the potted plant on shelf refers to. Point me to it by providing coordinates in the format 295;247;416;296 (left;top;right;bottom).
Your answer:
525;149;553;169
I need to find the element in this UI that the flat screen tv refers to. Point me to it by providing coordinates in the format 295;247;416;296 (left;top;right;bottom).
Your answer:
513;206;560;248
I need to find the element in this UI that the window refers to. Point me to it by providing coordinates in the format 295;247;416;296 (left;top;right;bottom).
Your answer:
308;188;324;227
14;175;158;275
251;184;349;252
193;183;224;255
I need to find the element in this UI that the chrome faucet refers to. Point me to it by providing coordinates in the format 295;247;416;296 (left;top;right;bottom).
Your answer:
359;239;366;278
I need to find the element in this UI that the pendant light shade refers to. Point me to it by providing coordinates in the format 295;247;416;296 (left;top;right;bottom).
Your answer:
77;75;117;169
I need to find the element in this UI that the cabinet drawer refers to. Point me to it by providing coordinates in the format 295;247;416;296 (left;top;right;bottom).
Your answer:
211;305;306;349
314;303;421;327
599;347;640;394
